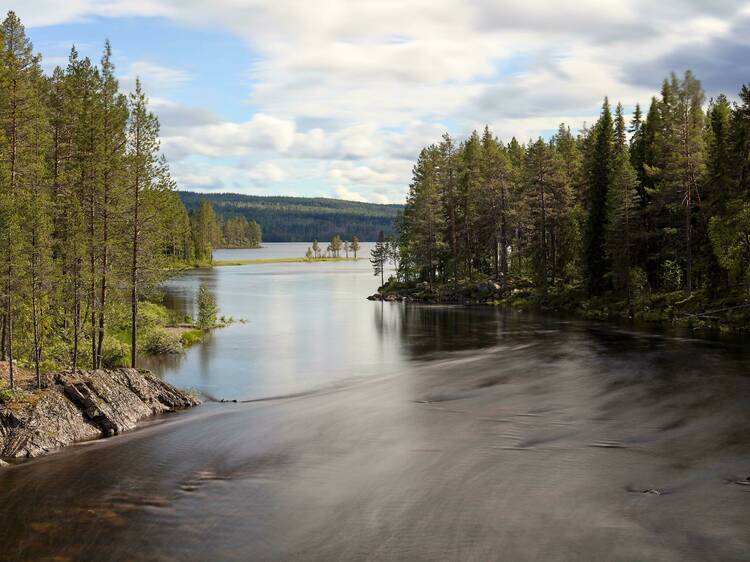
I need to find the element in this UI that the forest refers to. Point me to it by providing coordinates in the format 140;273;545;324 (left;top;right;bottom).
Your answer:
179;191;401;242
0;12;230;387
395;71;750;324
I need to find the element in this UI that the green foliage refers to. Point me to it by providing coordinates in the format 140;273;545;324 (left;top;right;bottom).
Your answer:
180;329;203;348
197;286;219;331
395;70;750;326
139;328;182;355
370;231;388;286
660;260;683;292
221;215;261;248
0;12;205;376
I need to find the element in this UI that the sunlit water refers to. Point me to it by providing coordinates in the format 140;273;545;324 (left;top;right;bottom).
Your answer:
142;242;402;399
2;244;749;561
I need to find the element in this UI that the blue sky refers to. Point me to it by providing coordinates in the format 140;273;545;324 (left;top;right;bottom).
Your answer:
5;1;750;203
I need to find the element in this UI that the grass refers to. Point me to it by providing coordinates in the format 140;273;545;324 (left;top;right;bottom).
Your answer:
211;257;363;267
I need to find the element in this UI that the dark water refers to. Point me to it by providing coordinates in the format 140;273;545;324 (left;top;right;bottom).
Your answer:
2;244;749;561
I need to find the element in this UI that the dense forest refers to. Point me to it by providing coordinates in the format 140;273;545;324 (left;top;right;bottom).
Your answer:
395;71;750;323
179;191;401;242
190;199;262;257
0;12;223;386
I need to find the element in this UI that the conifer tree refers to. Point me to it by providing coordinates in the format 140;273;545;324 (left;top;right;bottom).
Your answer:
370;230;388;287
607;103;639;301
126;78;161;368
584;98;614;295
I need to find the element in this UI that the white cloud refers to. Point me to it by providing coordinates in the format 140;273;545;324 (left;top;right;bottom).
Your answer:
331;185;367;203
121;60;191;94
10;0;750;203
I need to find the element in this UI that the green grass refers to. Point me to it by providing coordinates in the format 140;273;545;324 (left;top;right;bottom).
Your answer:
211;257;363;267
180;328;204;347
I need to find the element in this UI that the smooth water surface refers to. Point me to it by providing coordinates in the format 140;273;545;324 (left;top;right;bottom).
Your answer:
143;242;397;399
2;245;749;561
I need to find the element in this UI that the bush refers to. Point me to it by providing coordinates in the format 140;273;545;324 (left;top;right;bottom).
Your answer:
660;260;683;292
138;302;171;330
139;328;182;355
180;329;203;347
629;267;649;299
0;379;14;403
101;336;129;368
197;286;218;331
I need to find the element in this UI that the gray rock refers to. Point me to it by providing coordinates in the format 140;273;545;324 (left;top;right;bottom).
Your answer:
1;368;199;460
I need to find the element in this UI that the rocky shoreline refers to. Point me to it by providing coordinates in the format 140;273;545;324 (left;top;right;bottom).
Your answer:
0;368;200;463
368;280;506;304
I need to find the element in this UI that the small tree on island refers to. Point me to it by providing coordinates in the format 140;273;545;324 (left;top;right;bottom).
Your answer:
370;230;388;287
343;240;349;258
350;236;360;259
331;234;343;257
197;286;219;331
312;240;320;258
305;247;313;260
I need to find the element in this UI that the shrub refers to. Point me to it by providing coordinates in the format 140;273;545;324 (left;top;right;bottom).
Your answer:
101;336;129;368
629;267;649;299
660;260;683;292
197;286;218;331
139;328;182;355
180;329;203;348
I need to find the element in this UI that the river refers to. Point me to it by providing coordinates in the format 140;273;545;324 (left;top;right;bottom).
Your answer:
1;243;749;561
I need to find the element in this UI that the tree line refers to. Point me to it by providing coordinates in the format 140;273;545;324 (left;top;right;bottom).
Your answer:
0;12;208;388
307;236;360;259
179;191;400;242
190;199;262;262
396;71;750;310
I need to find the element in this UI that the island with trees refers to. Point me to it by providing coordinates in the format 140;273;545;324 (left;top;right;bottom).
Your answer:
373;71;750;331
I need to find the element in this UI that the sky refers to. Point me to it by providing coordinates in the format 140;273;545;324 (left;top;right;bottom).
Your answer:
4;1;750;204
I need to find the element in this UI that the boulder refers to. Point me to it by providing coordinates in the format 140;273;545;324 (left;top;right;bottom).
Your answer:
1;368;199;460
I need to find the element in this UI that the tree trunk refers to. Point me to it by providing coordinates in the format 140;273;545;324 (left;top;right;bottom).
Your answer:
6;276;14;389
131;174;140;369
72;257;81;373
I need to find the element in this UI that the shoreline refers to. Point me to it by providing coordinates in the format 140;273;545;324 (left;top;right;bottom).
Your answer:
200;256;364;267
0;368;200;465
368;281;750;334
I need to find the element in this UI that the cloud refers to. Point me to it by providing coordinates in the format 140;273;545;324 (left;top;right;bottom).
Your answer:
10;0;750;203
121;60;192;94
332;185;367;202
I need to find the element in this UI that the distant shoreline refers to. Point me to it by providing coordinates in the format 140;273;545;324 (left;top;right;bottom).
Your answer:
211;257;364;267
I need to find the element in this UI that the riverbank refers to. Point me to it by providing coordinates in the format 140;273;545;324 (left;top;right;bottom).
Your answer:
0;367;199;463
369;279;750;333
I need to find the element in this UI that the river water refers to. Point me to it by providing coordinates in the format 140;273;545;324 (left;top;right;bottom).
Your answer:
1;243;749;561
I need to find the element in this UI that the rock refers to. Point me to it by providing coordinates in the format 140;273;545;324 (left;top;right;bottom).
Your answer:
1;368;199;460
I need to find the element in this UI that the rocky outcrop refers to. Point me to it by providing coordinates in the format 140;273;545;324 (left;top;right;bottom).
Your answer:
0;369;199;462
368;280;507;304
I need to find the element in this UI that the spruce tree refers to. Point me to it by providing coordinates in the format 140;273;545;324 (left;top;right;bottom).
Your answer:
584;98;614;295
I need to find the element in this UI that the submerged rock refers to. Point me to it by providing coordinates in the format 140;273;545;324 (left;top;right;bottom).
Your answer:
0;368;199;461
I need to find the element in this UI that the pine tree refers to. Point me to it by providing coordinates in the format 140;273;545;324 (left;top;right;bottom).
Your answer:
0;12;49;384
607;103;639;302
94;40;128;368
584;98;614;295
370;230;388;287
126;78;161;368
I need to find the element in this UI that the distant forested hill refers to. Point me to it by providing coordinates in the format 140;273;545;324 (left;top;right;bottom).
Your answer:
178;192;403;242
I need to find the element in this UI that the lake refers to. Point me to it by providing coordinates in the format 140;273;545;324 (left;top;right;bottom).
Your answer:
1;244;749;561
